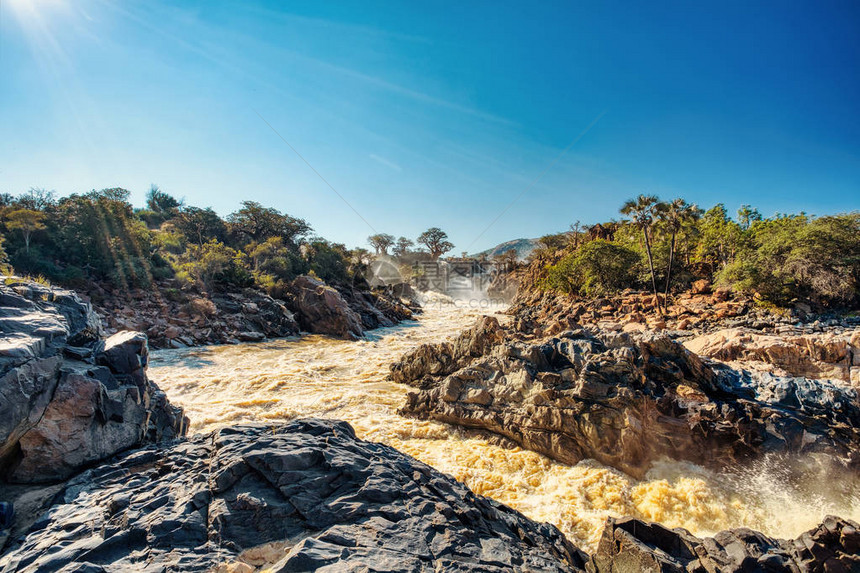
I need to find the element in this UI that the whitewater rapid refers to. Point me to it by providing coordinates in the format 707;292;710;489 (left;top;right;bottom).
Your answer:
149;301;860;551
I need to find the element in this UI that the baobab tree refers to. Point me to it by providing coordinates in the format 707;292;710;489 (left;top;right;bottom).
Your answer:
392;236;414;257
620;195;662;312
417;227;454;260
367;233;395;255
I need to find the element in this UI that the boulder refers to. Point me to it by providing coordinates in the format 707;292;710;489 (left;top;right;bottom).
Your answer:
0;419;587;572
211;290;300;341
0;281;188;484
691;279;711;294
588;515;860;572
397;318;860;478
288;276;364;340
390;316;504;387
685;327;860;385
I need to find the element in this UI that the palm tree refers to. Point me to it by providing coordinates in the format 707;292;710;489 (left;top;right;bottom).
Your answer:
620;195;662;312
658;199;701;308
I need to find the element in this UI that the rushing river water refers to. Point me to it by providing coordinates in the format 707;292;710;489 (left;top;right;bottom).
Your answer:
149;301;860;552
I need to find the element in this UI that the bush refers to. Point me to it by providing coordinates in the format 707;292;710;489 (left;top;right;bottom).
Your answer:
175;239;252;293
304;239;350;284
544;239;640;296
718;213;860;306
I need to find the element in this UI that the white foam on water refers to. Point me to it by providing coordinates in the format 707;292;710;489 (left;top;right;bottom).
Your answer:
149;302;860;552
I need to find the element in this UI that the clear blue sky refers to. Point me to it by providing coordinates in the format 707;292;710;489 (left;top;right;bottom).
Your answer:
1;1;858;253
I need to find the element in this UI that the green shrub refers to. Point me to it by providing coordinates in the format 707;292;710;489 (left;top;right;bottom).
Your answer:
544;239;640;296
174;239;252;293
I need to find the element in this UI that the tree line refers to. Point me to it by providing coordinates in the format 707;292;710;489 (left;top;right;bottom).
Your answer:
540;195;860;310
367;227;454;260
0;186;369;297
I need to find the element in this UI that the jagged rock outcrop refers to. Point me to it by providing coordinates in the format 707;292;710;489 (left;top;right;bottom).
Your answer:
0;280;187;484
396;318;860;478
91;275;418;348
210;290;300;343
339;286;415;331
685;327;860;386
390;316;506;388
95;283;300;348
288;275;365;340
0;419;587;572
509;281;860;339
588;515;860;572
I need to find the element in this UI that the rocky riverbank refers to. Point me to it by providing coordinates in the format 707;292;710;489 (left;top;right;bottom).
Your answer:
3;280;860;572
509;282;860;386
0;281;188;485
84;275;418;348
395;316;860;477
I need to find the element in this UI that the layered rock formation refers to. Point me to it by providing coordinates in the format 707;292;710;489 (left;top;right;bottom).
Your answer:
0;280;187;484
288;275;364;340
686;327;860;386
589;515;860;572
395;317;860;478
0;419;587;572
92;276;416;347
510;282;860;340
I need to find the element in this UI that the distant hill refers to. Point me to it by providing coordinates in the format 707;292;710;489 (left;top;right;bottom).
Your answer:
470;238;539;261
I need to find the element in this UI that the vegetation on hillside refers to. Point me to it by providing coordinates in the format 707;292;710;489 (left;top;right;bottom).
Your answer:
0;186;365;297
538;196;859;309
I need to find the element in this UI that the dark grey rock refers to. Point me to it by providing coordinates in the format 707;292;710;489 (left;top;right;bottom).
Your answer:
397;318;860;478
0;281;188;484
0;419;587;573
587;516;860;573
287;276;365;340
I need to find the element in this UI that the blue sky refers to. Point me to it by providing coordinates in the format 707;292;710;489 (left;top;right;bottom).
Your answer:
1;0;858;253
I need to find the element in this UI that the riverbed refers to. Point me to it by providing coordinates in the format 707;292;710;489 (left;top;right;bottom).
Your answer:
149;301;860;551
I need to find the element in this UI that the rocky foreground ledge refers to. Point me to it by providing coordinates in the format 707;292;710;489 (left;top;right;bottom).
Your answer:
0;419;586;573
1;418;857;572
0;280;188;484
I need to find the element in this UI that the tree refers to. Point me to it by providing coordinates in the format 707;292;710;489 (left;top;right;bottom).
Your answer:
392;237;414;257
696;204;742;270
146;185;182;215
304;239;350;284
545;240;639;296
172;207;227;246
16;188;55;211
0;235;8;271
51;189;153;287
417;227;454;260
6;208;47;254
737;205;762;231
227;201;310;247
176;239;249;293
367;233;395;256
569;220;583;247
247;236;307;281
493;248;519;269
620;195;662;311
719;213;860;307
657;199;701;302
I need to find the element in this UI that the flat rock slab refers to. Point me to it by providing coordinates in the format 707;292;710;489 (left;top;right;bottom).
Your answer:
0;419;587;572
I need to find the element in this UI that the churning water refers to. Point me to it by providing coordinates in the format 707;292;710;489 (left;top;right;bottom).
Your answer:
149;301;860;551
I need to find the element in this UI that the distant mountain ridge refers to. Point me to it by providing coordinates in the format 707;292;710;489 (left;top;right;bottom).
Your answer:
470;238;539;261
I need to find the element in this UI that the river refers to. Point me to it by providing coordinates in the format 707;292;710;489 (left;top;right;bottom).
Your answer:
149;300;860;552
